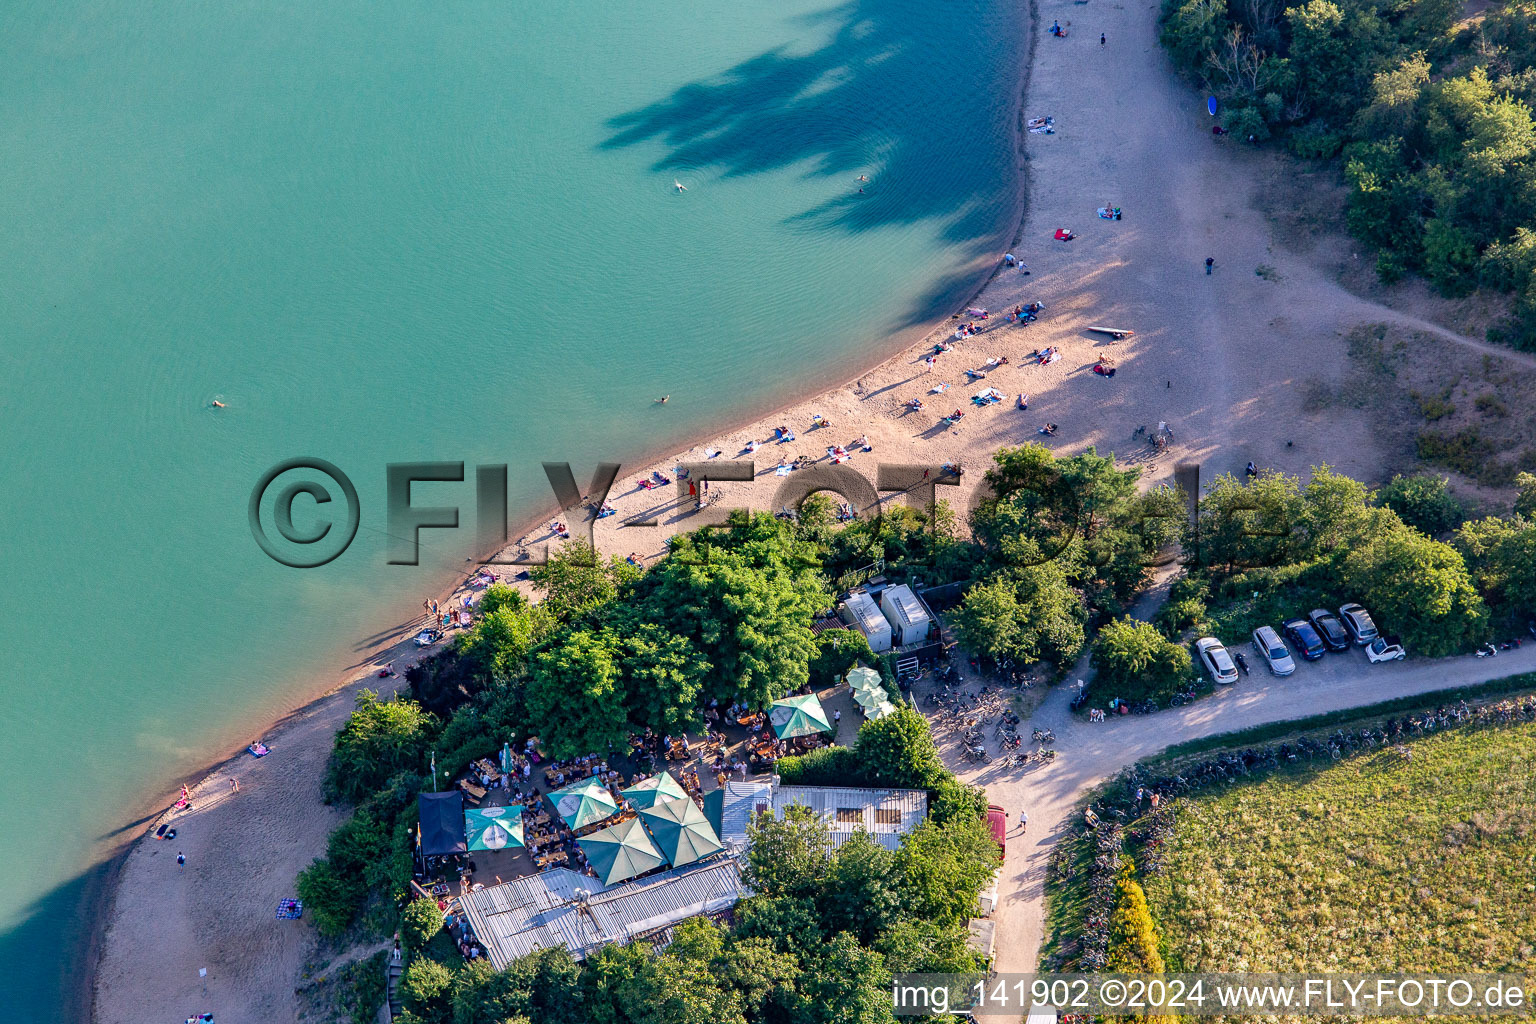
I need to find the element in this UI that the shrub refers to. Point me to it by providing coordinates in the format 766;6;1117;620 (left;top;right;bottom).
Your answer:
807;629;874;689
1091;618;1193;702
1107;861;1166;974
402;898;445;951
775;744;864;787
324;690;435;805
296;858;366;939
1376;473;1464;536
399;957;453;1023
854;704;947;789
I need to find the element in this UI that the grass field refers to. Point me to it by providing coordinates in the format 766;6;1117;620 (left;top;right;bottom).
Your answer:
1141;721;1536;976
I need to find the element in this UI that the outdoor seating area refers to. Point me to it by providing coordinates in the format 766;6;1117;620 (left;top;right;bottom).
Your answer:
413;681;860;908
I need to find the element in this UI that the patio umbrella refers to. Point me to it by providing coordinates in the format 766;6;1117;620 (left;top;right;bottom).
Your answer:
499;742;512;775
620;773;688;811
464;805;525;851
548;776;619;830
869;701;899;719
578;816;668;885
640;796;724;867
846;666;882;695
769;694;833;739
853;685;888;710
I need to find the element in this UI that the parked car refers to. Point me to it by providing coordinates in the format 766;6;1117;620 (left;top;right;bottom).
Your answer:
1338;603;1380;645
1307;609;1350;652
1283;618;1328;661
1365;637;1406;663
985;805;1007;855
1194;637;1239;685
414;628;443;647
1252;625;1296;676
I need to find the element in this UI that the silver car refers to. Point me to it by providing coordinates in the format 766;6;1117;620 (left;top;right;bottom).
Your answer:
1195;637;1239;685
1252;625;1296;676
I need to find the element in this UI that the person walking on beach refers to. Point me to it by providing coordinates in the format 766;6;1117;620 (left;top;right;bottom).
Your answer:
177;852;186;868
1018;808;1028;833
1205;256;1215;274
231;778;239;795
1100;32;1106;45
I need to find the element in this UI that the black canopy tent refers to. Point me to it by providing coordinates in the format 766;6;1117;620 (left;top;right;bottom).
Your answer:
418;791;468;855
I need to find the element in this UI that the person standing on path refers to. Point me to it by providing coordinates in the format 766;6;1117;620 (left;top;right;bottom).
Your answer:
1100;33;1106;45
1205;257;1215;274
230;778;239;795
176;852;185;868
1019;809;1028;833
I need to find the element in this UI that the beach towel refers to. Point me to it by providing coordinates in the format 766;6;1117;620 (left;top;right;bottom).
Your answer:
775;465;792;476
248;743;269;758
1028;125;1055;134
1054;228;1073;240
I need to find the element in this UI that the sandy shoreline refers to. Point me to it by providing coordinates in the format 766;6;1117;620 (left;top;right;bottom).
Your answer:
91;0;1515;1006
84;8;1038;1020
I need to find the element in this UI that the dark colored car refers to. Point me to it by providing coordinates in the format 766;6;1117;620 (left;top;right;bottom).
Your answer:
986;805;1007;855
1307;609;1350;652
1283;618;1327;660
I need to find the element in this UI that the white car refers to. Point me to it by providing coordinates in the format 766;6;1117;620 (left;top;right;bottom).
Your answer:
1365;638;1406;663
1195;637;1239;685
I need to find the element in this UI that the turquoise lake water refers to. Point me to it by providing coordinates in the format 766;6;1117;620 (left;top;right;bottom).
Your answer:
0;1;1023;1018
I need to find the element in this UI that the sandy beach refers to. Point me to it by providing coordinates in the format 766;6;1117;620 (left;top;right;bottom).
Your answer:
88;0;1536;1017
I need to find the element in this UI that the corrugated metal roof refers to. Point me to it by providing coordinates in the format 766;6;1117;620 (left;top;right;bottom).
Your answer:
774;784;928;851
714;779;774;852
713;779;928;853
459;858;747;969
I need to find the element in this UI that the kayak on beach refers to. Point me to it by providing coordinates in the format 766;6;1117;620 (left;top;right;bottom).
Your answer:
1087;326;1135;339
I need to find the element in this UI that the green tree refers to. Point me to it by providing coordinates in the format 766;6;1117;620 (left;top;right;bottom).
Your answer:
580;942;656;1024
400;958;453;1024
455;590;552;683
819;833;901;942
524;629;632;759
894;816;1001;928
637;918;748;1024
1456;516;1536;614
853;704;947;789
324;690;435;804
1091;617;1193;701
1299;464;1377;555
450;946;584;1024
743;806;832;900
950;561;1086;668
634;511;827;708
529;542;641;622
713;936;806;1021
401;898;444;951
1343;523;1488;654
1377;473;1464;535
1515;471;1536;520
796;932;898;1024
1191;472;1304;573
616;623;708;737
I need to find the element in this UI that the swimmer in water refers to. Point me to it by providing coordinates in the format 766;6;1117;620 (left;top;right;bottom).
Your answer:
674;180;687;192
656;395;670;404
211;400;226;408
857;175;869;182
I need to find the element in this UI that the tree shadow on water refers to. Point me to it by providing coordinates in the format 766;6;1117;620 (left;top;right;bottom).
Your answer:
603;0;1024;324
